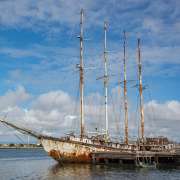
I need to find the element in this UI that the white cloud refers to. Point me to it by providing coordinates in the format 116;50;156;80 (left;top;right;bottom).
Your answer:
143;18;162;33
0;0;94;28
144;100;180;141
0;0;178;34
32;90;73;111
0;86;30;110
0;86;179;142
0;47;45;59
145;100;180;122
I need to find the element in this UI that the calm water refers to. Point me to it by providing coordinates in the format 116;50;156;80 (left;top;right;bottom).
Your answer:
0;149;180;180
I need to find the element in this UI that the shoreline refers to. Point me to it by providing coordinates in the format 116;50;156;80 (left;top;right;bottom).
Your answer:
0;144;43;149
0;147;43;149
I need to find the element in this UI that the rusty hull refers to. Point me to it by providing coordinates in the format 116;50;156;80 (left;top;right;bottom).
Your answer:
48;149;92;163
40;137;177;164
41;138;110;163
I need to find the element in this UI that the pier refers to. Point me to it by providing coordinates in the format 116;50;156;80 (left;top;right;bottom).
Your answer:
92;151;180;166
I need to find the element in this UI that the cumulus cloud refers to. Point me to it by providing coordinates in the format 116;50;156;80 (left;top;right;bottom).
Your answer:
144;100;180;141
0;86;179;143
0;86;30;110
145;100;180;121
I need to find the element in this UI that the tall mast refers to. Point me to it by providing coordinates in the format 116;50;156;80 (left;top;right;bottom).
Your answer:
80;9;85;138
137;38;144;140
104;22;108;138
123;31;129;144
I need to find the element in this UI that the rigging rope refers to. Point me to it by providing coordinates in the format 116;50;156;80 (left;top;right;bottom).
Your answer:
70;74;80;135
2;123;26;144
110;90;121;139
135;93;140;139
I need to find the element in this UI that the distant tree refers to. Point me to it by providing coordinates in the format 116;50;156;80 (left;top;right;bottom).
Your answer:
9;143;14;147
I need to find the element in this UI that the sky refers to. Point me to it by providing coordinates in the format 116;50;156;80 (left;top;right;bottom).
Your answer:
0;0;179;143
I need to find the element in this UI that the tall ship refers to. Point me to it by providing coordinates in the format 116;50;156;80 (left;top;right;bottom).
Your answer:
0;9;180;167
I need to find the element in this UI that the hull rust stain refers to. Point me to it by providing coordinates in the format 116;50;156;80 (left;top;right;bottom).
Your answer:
41;138;110;163
49;150;92;163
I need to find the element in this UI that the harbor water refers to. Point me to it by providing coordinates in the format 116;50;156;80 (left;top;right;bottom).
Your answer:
0;148;180;180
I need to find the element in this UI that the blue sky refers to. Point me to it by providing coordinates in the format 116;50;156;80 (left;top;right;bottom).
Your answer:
0;0;180;143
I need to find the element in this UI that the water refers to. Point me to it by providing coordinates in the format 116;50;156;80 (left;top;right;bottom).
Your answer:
0;148;180;180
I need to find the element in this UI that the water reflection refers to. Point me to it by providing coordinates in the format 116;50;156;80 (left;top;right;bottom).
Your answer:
48;163;141;180
48;163;180;180
0;149;180;180
49;163;97;179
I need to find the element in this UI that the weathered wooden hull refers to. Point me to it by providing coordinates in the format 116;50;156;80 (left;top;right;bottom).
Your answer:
41;138;110;163
41;138;180;166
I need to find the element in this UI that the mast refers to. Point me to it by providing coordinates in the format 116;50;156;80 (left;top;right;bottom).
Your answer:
80;9;85;138
137;38;144;141
123;31;129;144
104;22;108;139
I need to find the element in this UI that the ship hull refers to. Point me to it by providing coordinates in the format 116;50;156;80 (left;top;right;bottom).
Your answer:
41;138;110;163
41;137;180;165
